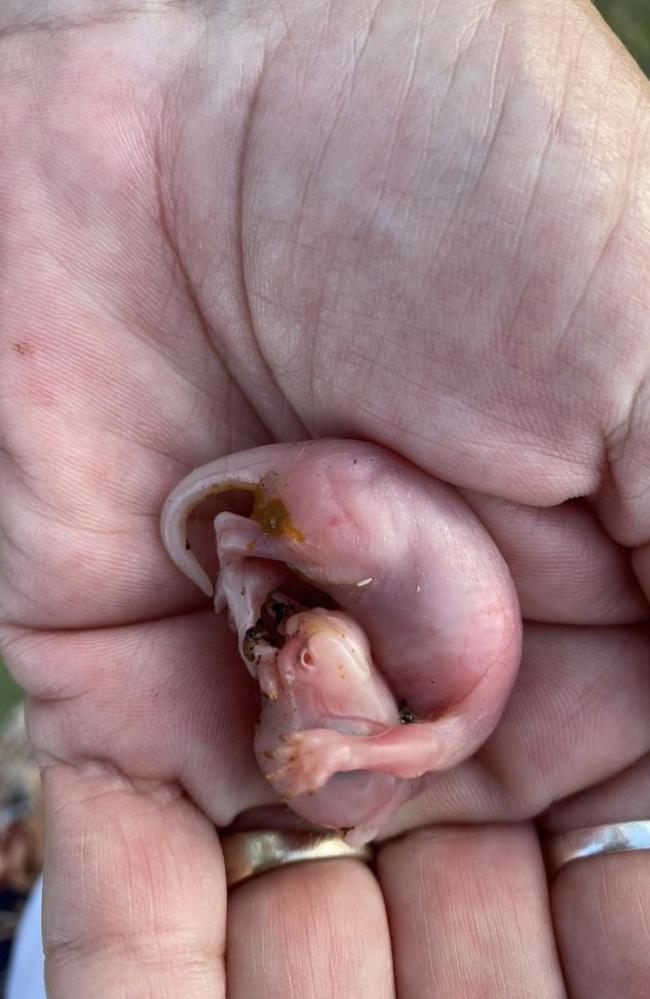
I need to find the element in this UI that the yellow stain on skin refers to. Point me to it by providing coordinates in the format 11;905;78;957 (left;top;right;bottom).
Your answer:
252;493;305;542
337;663;347;680
197;479;305;543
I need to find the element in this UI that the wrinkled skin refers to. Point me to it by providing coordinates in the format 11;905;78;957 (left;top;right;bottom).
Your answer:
161;439;520;840
1;1;650;997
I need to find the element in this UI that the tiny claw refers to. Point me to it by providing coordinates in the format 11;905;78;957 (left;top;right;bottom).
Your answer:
265;730;349;799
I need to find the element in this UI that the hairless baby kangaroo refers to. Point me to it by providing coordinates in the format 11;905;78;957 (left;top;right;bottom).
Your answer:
161;440;521;843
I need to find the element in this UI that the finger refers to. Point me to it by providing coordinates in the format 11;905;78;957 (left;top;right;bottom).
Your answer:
479;625;650;812
542;754;650;996
462;493;647;625
42;763;226;998
5;612;275;826
227;858;393;999
543;753;650;832
378;824;564;998
477;624;650;806
551;854;650;998
384;623;650;833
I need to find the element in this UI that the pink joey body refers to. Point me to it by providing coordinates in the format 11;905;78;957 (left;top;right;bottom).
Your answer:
161;439;521;843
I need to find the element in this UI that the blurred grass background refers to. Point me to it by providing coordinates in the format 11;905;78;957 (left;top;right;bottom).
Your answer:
596;0;650;74
0;660;22;724
0;0;648;723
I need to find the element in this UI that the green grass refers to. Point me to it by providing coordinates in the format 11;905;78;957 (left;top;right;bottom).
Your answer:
595;0;650;75
0;0;646;726
0;657;23;723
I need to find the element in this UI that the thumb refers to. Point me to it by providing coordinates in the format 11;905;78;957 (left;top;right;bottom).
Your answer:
41;763;226;998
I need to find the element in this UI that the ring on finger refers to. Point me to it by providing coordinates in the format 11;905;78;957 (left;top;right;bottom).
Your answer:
221;829;375;888
544;820;650;878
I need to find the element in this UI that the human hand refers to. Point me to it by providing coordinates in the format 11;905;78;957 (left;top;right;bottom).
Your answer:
1;1;648;995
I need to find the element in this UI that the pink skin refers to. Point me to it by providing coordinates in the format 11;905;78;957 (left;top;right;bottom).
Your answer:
161;439;521;841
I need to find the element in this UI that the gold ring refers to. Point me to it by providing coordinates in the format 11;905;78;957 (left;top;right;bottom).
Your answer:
221;829;375;888
545;820;650;878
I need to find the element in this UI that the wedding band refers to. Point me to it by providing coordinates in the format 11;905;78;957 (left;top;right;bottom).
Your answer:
221;829;375;888
545;820;650;878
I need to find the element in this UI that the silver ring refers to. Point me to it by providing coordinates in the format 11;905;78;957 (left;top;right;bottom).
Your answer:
221;829;375;888
545;820;650;878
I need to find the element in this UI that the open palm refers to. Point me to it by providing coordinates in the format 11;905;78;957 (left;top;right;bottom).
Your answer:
1;1;649;995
